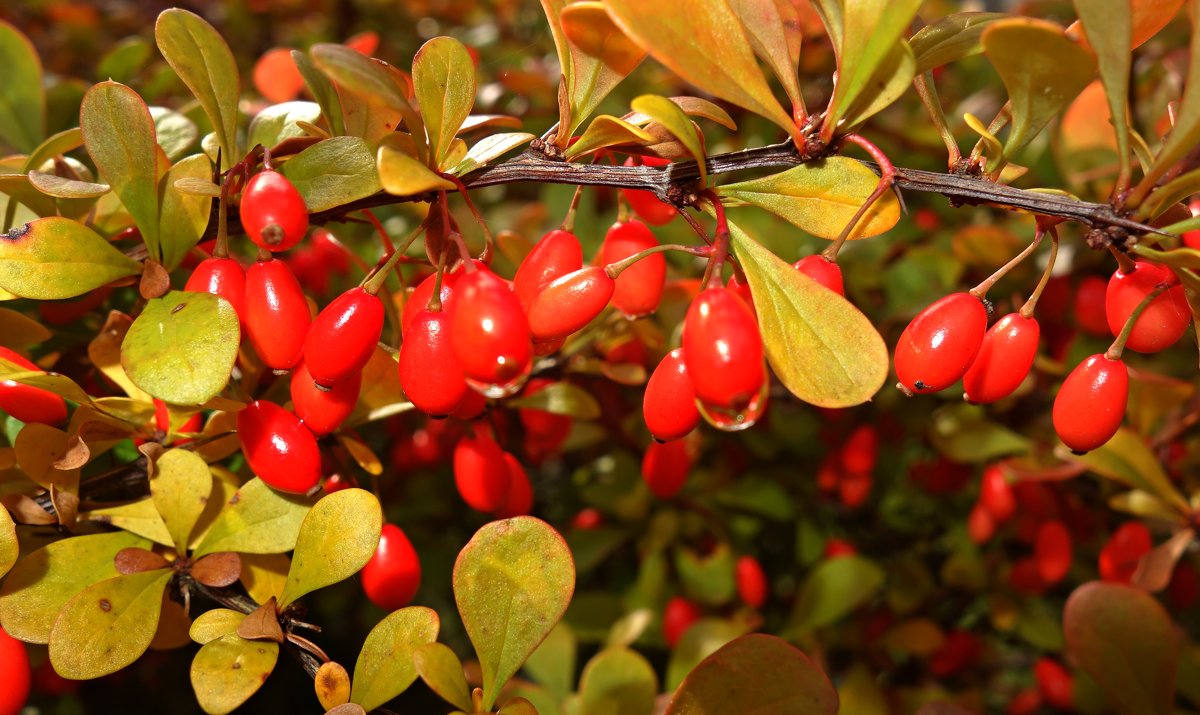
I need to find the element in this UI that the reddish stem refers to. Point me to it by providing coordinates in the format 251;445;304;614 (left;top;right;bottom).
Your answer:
359;210;395;254
822;134;897;261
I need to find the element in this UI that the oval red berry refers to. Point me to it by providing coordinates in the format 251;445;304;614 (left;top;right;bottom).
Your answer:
894;292;988;394
236;400;321;494
361;523;422;611
962;313;1040;404
1052;353;1128;453
244;259;311;370
643;348;701;442
241;169;308;252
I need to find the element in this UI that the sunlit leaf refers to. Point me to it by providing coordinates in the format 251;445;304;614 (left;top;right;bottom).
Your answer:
0;20;45;152
728;220;889;407
625;97;737;131
1066;427;1189;514
450;132;535;176
578;647;658;715
247;101;322;151
910;12;1008;73
729;0;804;119
558;1;648;134
292;50;345;137
665;618;750;691
278;488;382;607
349;607;440;712
0;217;140;300
49;568;172;679
1129;0;1187;48
193;478;311;557
377;135;455;195
630;96;707;185
786;555;884;636
27;172;110;198
80;498;171;546
0;356;94;407
151;448;212;552
412;36;476;167
0;506;15;579
565;114;655;160
454;516;575;711
189;608;246;645
149;106;199;162
14;423;80;494
824;0;923;134
158;153;212;271
414;642;473;712
1072;0;1131;185
279;136;381;212
841;40;916;129
191;634;279;715
523;622;576;701
311;43;425;159
20;128;84;175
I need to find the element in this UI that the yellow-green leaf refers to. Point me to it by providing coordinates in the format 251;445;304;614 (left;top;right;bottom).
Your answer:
981;18;1096;160
279;136;381;212
910;12;1009;73
311;43;425;159
189;608;247;645
0;217;141;299
454;517;575;711
48;568;172;679
239;552;290;605
558;1;648;134
121;290;240;406
450;132;536;176
506;381;600;420
80;498;172;546
292;51;345;137
350;606;441;712
604;0;796;139
278;488;382;608
27;172;110;198
190;634;279;715
377;137;455;195
625;96;736;131
158;153;212;271
414;642;473;712
151;448;212;553
0;505;15;579
20;128;84;175
412;37;476;166
150;106;199;162
565;115;655;160
718;157;898;239
193;478;312;558
786;555;884;636
155;9;240;170
0;20;44;153
578;647;658;715
630;95;706;185
841;40;916;130
247;101;322;151
523;622;576;700
1073;0;1131;184
1137;0;1200;196
0;306;51;348
728;0;804;119
1067;428;1190;514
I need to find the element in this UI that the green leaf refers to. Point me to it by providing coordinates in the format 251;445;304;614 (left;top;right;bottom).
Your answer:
450;132;536;176
189;608;247;645
507;381;601;420
412;37;476;167
292;51;345;137
578;647;658;715
0;505;16;580
665;617;749;691
604;0;796;139
0;20;45;153
675;542;735;607
158;153;213;271
630;95;707;185
841;41;916;130
454;516;576;711
718;158;899;239
190;634;279;715
0;217;141;299
564;115;655;160
728;220;889;407
1064;582;1180;715
557;1;648;134
1072;0;1131;184
98;37;152;84
247;101;322;150
278;488;382;608
310;43;425;158
48;568;172;679
155;9;240;170
193;478;311;557
824;0;923;133
377;137;455;195
27;172;109;198
1068;427;1190;514
414;642;473;712
151;448;213;553
666;634;838;715
928;403;1031;463
523;622;576;700
150;106;200;161
279;136;382;213
21;127;84;175
350;607;441;712
1138;0;1200;193
981;18;1096;160
80;81;162;261
786;555;884;636
121;290;239;405
910;12;1009;73
728;0;804;119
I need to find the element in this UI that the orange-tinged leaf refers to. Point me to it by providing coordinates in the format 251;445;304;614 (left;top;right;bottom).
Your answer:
910;12;1009;73
1072;0;1132;183
562;2;645;75
629;96;707;185
729;0;804;119
1136;0;1200;194
0;218;141;300
564;115;654;159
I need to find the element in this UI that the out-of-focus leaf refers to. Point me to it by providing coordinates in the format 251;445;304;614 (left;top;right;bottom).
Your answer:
278;488;382;607
560;2;647;133
414;642;472;712
729;220;889;407
1067;428;1189;514
523;622;576;701
149;106;199;161
190;634;279;715
929;403;1031;463
1131;528;1194;592
121;291;239;405
454;517;575;711
578;647;658;715
1064;582;1180;715
506;381;600;419
910;12;1008;73
377;135;455;195
151;448;212;552
675;542;735;607
665;617;749;692
0;218;140;300
1129;0;1187;48
412;36;475;166
450;132;535;176
565;115;655;159
630;96;706;184
97;37;151;84
786;556;884;637
1073;0;1131;184
158;153;211;271
841;41;916;129
193;478;312;557
0;307;52;348
350;607;440;712
824;0;922;133
279;136;381;212
0;21;44;152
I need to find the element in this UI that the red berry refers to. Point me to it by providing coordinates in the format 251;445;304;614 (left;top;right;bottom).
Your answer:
399;309;469;417
823;538;857;559
402;268;458;335
495;452;534;518
894;292;988;394
286;247;330;295
305;287;384;389
726;273;756;318
644;348;701;442
450;388;488;421
361;523;421;611
453;432;511;512
662;596;701;648
0;625;30;715
323;472;357;493
1034;520;1072;584
962;313;1040;404
1184;229;1200;249
838;470;872;508
241;169;308;252
967;501;995;544
244;258;311;370
1007;688;1043;715
185;256;246;321
979;465;1016;522
1034;657;1074;711
621;156;677;226
1073;275;1109;337
793;255;845;296
448;268;533;397
290;361;360;435
1009;557;1048;595
1052;354;1128;453
735;555;768;608
513;228;583;310
572;507;604;530
0;347;67;425
236;400;321;494
840;425;877;474
642;439;691;499
682;287;766;410
1105;261;1189;353
599;219;665;318
1098;522;1152;583
527;266;615;340
929;630;982;678
310;228;350;274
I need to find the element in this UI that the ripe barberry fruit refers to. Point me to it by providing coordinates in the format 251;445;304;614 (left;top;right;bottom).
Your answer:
1105;261;1190;353
840;425;878;474
185;256;246;321
962;313;1040;404
513;229;583;310
599;219;665;318
241;169;308;252
527;266;615;340
448;267;533;397
894;292;988;395
495;452;534;518
402;268;458;335
399;309;469;417
1098;522;1152;584
244;258;311;370
793;255;845;296
1073;275;1109;337
682;287;766;410
735;555;768;609
237;400;321;494
967;501;996;544
662;596;701;648
643;348;701;442
290;361;360;435
0;625;30;715
361;523;421;611
823;538;857;559
1034;658;1074;711
0;347;67;425
726;273;755;317
305;287;384;389
642;439;691;499
1052;354;1128;453
838;470;872;509
621;156;677;225
453;432;511;512
1034;520;1072;584
979;464;1016;522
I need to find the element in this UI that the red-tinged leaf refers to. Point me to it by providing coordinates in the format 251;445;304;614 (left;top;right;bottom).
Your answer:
665;634;838;715
1131;528;1194;592
728;0;804;119
1135;0;1200;194
559;1;647;134
1129;0;1185;49
604;0;796;139
1064;582;1180;715
1072;0;1132;185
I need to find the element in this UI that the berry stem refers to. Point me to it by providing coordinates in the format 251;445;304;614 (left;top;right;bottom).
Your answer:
214;167;231;259
561;183;585;232
359;210;395;253
970;228;1045;299
1109;245;1136;275
703;190;731;290
427;247;449;313
1106;282;1170;360
362;225;425;296
1019;226;1060;318
822;133;897;261
604;243;713;279
442;173;495;255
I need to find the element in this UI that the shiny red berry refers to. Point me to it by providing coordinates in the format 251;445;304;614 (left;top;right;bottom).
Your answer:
0;625;30;715
1098;522;1152;584
185;256;246;321
979;464;1016;522
682;287;765;410
894;292;988;394
527;266;615;340
244;258;311;370
1034;520;1072;584
793;255;845;296
513;229;583;310
1052;354;1128;453
1105;261;1190;353
599;219;665;318
735;555;768;609
495;452;534;518
1034;657;1074;711
241;169;308;252
305;287;384;389
1073;275;1109;337
643;348;701;442
662;596;701;648
402;268;457;335
621;156;677;225
962;313;1040;404
398;309;469;417
448;268;533;397
642;439;690;499
726;273;755;317
361;523;421;611
453;432;511;512
0;347;67;425
237;400;321;494
290;361;360;435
